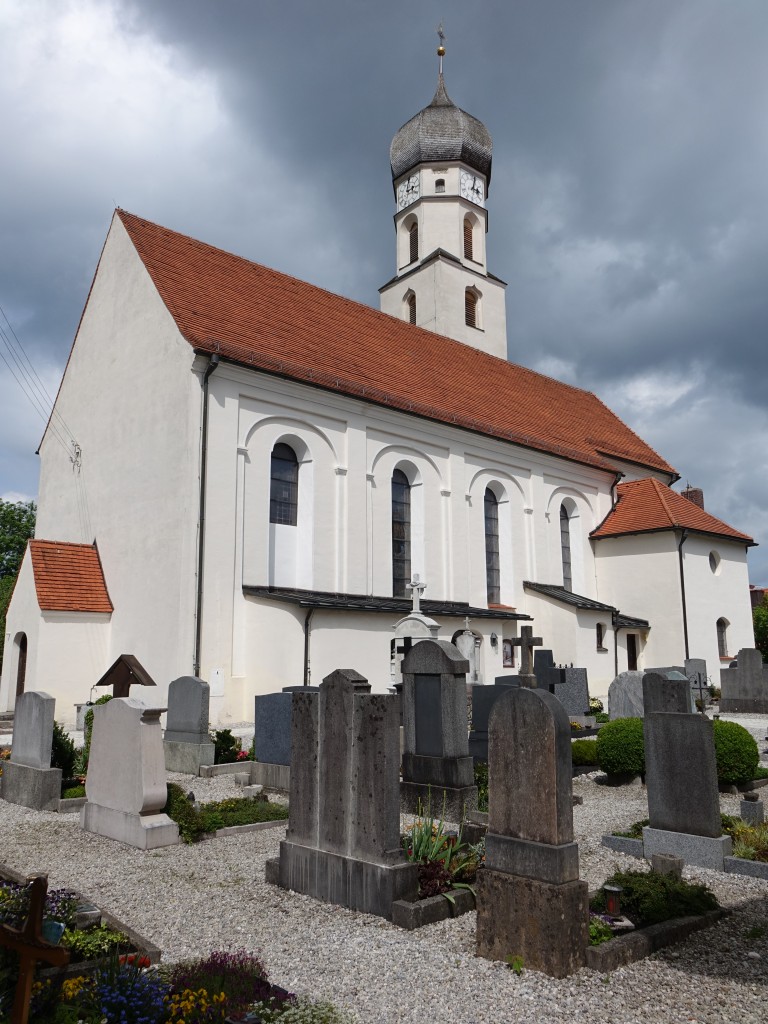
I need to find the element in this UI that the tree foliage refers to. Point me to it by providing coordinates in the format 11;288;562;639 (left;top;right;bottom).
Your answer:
0;498;36;579
754;598;768;664
0;574;15;671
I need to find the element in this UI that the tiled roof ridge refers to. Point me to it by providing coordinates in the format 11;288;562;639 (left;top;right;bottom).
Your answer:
650;477;676;527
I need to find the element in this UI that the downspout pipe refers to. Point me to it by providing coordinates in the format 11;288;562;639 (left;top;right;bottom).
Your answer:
194;353;220;678
303;607;314;686
677;528;690;660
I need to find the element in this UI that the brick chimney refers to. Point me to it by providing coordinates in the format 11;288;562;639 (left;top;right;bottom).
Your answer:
681;485;704;510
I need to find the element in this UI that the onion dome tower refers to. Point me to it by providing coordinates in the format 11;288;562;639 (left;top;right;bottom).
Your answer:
379;39;507;359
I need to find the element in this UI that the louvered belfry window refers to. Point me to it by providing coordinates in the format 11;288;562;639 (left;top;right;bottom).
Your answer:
465;289;477;328
409;223;419;264
464;218;473;260
485;488;500;604
392;469;411;597
407;293;416;324
270;443;299;526
560;504;572;592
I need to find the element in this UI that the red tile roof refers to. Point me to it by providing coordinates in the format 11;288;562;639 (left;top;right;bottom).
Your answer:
116;210;676;477
590;478;754;544
30;540;113;612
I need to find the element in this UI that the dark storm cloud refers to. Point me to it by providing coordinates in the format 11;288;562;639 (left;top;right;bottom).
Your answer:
1;0;766;579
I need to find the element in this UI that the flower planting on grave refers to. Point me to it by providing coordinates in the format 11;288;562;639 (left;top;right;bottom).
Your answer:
595;717;645;779
473;760;488;812
590;869;720;928
721;813;768;862
211;728;243;764
401;805;483;901
164;782;288;843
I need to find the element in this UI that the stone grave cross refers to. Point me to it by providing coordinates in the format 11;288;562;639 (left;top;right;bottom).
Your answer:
512;626;543;676
406;573;427;613
0;874;70;1024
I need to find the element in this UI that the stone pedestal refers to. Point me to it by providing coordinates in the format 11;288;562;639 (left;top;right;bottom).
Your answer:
80;804;179;849
163;739;216;775
642;827;732;871
476;870;588;978
1;761;61;811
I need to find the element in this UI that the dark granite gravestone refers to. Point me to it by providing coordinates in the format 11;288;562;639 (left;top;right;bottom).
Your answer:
533;649;555;687
254;686;319;767
547;666;590;717
269;669;417;919
720;649;768;713
163;676;215;774
400;640;477;821
468;678;520;762
1;691;61;811
642;671;692;715
476;687;588;978
642;710;731;869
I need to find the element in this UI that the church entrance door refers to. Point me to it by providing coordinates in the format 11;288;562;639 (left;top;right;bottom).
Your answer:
627;633;638;671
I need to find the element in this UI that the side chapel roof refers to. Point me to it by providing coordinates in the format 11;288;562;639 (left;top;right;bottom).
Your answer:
29;540;113;612
115;210;676;477
590;478;754;545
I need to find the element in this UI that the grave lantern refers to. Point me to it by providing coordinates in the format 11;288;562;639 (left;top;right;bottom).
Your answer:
603;883;623;917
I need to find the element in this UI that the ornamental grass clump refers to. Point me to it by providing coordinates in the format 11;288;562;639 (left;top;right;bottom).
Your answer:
595;717;645;778
712;720;759;785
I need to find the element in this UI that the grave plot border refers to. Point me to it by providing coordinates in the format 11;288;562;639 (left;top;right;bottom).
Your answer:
599;836;768;880
391;888;475;930
586;909;728;972
0;861;161;981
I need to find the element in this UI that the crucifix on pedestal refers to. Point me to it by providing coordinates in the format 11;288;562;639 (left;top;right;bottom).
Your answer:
406;573;427;613
512;625;543;684
0;874;70;1024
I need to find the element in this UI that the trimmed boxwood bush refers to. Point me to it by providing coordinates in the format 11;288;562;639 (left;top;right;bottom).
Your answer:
595;717;645;777
713;720;759;784
51;720;77;779
571;738;598;766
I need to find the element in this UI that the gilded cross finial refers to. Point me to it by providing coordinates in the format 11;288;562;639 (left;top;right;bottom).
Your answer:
436;22;446;71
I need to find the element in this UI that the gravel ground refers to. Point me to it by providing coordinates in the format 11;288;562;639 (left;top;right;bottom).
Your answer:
2;764;768;1024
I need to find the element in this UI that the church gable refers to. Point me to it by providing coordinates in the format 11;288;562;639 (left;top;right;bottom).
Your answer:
116;210;676;479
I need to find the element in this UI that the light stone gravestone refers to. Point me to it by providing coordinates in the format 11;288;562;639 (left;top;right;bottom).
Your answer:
1;691;61;811
81;697;179;849
163;676;215;775
685;657;709;707
642;699;731;870
400;639;477;821
740;794;764;826
476;687;588;978
268;669;417;919
720;649;768;713
608;670;644;719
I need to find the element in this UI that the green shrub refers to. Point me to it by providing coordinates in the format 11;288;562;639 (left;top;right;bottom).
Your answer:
596;717;645;777
591;869;719;927
82;694;113;768
61;924;129;962
474;760;488;812
594;711;610;723
712;720;759;784
589;916;614;945
164;782;207;844
61;784;85;799
571;739;598;766
51;721;77;779
211;728;241;764
164;782;288;843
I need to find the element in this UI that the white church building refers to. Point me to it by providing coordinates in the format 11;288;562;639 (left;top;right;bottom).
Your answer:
0;65;756;725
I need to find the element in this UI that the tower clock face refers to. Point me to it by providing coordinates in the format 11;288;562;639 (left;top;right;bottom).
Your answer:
397;174;420;208
460;171;485;205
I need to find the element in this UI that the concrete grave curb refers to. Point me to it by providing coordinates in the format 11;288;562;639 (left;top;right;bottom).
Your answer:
586;910;728;972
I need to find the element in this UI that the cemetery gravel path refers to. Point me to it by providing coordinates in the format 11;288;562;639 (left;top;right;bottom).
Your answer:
1;771;767;1024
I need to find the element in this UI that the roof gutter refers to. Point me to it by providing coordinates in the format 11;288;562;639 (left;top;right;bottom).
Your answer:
194;353;220;678
677;528;690;660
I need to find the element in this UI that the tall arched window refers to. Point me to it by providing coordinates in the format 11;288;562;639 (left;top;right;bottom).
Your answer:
560;503;572;592
407;293;416;325
485;488;500;604
716;617;729;658
15;633;27;698
392;469;411;597
409;222;419;264
465;289;478;328
463;217;474;261
270;443;299;525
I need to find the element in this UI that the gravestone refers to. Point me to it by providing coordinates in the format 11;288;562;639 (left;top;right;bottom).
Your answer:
607;671;644;719
0;691;61;811
467;678;520;762
512;626;542;688
81;697;179;849
476;687;588;978
533;649;555;686
642;709;731;869
163;676;216;775
720;649;768;713
642;671;692;715
269;669;417;919
546;666;590;717
251;685;319;790
401;640;477;821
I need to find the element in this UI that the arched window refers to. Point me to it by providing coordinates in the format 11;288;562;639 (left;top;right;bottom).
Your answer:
596;623;607;651
560;503;572;592
409;222;419;264
15;633;27;698
465;289;478;328
464;217;473;261
407;293;416;325
485;488;500;604
392;469;411;597
435;178;445;193
270;443;299;526
716;617;729;658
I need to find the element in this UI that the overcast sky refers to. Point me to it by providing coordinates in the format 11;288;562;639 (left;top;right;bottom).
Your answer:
1;0;767;583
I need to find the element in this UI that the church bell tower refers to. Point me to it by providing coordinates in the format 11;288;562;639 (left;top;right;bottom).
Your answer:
379;41;508;359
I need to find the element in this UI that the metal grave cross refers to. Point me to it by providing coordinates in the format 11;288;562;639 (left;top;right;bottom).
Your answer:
0;874;70;1024
689;671;710;715
511;626;543;676
406;574;427;614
